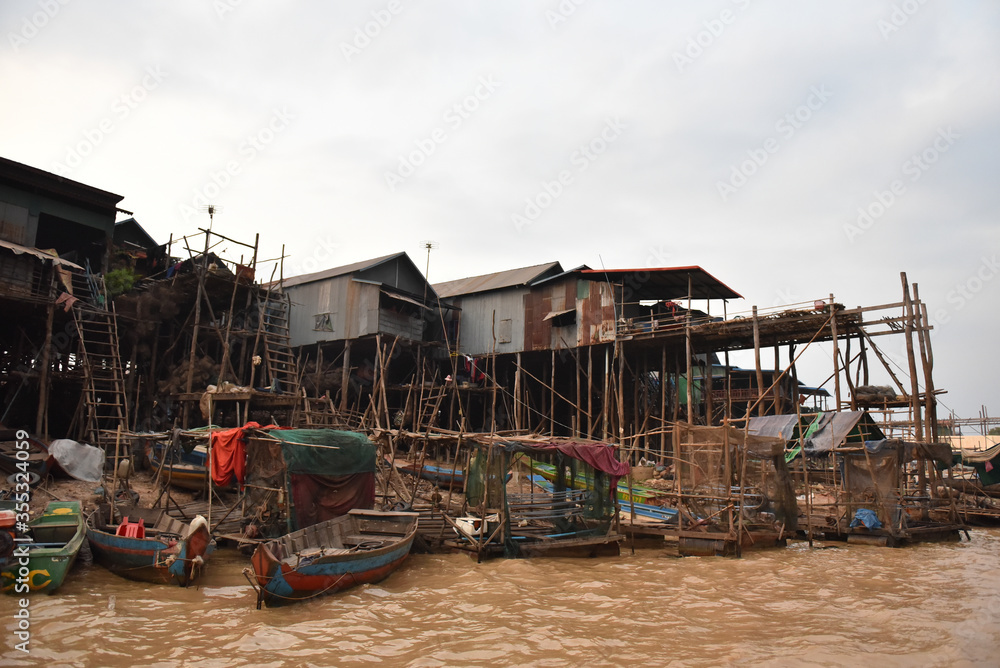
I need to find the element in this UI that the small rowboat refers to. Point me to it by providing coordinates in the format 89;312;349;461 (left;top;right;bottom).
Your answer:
86;508;213;586
0;501;86;594
389;457;466;490
388;457;511;491
247;509;418;608
146;442;211;492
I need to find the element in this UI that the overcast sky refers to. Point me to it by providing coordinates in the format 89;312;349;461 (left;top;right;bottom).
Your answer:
2;1;997;423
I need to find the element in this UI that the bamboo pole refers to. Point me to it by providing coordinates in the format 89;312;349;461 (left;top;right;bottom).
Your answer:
900;273;923;442
602;346;610;440
830;294;841;412
109;425;122;523
36;292;55;438
514;352;522;431
549;349;556;436
587;347;593;438
752;306;764;418
660;347;667;464
686;309;694;425
575;346;582;438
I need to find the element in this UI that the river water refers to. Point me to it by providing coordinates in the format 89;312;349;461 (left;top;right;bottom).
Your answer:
3;530;999;667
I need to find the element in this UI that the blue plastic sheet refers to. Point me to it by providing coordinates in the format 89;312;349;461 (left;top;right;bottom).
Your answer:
849;508;882;529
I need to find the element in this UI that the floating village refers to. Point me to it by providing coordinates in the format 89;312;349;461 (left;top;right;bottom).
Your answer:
2;156;999;608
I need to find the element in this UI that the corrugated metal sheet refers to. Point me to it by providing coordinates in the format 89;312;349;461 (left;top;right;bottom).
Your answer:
579;266;742;300
282;252;405;289
0;238;84;270
450;290;529;356
748;414;799;441
433;261;562;298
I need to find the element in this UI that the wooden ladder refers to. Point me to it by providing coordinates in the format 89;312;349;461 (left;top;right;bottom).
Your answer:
256;290;298;394
416;385;447;432
300;392;337;428
73;302;129;450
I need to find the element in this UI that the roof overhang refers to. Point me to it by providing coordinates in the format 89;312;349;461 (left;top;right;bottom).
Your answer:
579;266;741;300
0;239;84;270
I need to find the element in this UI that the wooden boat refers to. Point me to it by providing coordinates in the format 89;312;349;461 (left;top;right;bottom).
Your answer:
389;457;466;490
248;509;418;608
0;501;86;594
0;431;54;480
86;508;213;586
388;457;510;491
524;459;667;504
146;442;211;492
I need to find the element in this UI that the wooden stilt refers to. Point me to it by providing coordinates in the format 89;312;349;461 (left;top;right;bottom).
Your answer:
752;306;764;418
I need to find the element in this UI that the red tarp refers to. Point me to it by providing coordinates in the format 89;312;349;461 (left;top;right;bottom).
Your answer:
289;473;376;529
210;421;265;487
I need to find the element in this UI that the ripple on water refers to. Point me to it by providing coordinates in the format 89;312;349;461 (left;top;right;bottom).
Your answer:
4;531;1000;666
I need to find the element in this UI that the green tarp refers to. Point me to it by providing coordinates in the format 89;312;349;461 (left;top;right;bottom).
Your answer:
270;429;376;476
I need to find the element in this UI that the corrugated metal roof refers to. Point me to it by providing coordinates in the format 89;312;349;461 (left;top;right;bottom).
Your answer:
0;239;84;270
748;414;799;441
433;261;562;298
282;252;406;289
579;266;742;300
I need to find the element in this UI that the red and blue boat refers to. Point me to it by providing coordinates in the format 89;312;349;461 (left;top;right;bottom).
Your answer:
247;509;418;608
86;509;213;586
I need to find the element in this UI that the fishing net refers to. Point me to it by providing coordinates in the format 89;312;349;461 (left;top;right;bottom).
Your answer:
674;424;798;531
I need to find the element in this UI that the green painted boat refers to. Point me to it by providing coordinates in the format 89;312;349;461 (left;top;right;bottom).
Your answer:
1;501;86;594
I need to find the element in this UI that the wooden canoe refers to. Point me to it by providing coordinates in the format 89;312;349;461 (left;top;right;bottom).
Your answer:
0;501;86;594
86;508;213;586
390;457;466;490
146;442;212;492
248;509;418;608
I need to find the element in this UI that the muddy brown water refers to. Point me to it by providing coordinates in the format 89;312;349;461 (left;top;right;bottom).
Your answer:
3;530;999;667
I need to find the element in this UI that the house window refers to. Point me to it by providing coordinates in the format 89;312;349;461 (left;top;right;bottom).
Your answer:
498;318;512;344
314;313;334;332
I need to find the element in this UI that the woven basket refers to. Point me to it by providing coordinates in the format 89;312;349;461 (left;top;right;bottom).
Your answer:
630;466;654;481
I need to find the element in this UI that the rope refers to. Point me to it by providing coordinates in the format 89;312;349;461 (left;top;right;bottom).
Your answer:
242;567;358;603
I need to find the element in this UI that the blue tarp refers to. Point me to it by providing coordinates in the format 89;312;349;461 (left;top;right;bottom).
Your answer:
849;508;883;530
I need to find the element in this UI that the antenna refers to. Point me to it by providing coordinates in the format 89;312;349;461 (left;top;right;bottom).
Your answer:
200;204;222;231
421;240;437;301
